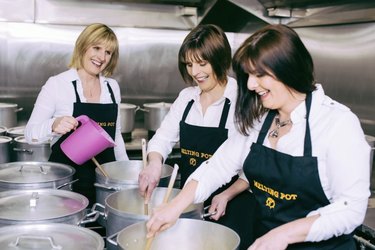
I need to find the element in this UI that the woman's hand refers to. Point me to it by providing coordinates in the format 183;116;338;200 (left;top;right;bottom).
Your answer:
208;192;230;220
52;116;78;134
146;202;180;238
248;229;289;250
138;153;163;203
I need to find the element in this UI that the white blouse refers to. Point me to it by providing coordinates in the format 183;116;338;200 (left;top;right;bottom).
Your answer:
147;76;239;161
24;68;128;161
188;84;371;242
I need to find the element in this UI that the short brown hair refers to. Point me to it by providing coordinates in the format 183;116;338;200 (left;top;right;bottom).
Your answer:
69;23;119;77
178;24;231;86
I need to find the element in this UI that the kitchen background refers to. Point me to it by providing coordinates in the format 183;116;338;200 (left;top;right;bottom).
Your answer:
0;0;374;135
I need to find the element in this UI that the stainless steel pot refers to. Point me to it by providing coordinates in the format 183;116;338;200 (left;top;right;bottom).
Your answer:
0;161;76;191
0;223;104;250
6;126;25;139
104;187;203;237
119;103;139;133
114;218;240;250
12;136;51;162
94;160;173;206
0;103;23;128
141;102;172;131
0;136;11;164
0;189;96;227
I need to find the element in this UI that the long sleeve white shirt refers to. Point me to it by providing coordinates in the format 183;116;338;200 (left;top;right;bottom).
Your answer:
188;84;370;242
24;68;128;161
147;77;239;162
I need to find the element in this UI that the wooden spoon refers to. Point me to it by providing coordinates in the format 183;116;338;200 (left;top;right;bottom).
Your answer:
141;138;149;215
92;157;109;177
144;164;179;250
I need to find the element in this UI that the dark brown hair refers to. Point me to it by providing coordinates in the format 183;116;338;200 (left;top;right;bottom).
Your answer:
233;24;316;135
178;24;231;85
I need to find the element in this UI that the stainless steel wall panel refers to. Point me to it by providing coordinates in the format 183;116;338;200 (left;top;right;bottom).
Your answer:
34;0;197;29
0;0;35;23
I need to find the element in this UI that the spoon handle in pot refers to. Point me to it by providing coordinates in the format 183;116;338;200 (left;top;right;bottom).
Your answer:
92;157;109;178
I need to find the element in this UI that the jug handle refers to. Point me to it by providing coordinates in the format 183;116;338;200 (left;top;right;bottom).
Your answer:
75;115;90;125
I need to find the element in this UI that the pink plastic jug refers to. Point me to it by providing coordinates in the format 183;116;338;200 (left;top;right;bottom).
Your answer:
60;115;115;165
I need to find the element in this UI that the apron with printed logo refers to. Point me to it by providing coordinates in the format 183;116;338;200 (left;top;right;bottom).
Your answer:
49;80;117;206
243;93;355;249
180;98;256;250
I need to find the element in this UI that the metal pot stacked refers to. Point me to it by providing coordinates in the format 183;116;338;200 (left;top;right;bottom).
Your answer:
0;223;104;250
119;103;139;142
0;161;76;191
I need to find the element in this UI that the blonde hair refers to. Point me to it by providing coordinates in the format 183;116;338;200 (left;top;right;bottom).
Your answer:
69;23;119;77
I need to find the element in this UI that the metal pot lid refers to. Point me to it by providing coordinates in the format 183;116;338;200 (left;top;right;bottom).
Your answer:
0;136;12;143
0;223;104;250
120;103;137;109
6;126;25;136
0;162;75;184
0;189;88;221
0;103;17;108
143;102;172;109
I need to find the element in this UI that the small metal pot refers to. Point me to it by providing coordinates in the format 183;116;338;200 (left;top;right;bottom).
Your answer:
0;136;12;164
141;102;172;132
12;136;51;162
0;223;104;250
104;187;203;237
0;103;23;128
119;103;139;134
0;189;97;227
114;218;240;250
0;161;76;191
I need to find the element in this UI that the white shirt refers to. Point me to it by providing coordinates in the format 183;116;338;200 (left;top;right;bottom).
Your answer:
24;68;128;161
147;77;239;162
188;84;370;242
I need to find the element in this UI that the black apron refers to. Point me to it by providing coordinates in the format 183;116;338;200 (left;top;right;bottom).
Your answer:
49;80;117;206
180;98;256;250
243;93;355;249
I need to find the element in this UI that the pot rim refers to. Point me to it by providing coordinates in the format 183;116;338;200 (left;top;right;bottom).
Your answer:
143;102;172;109
0;103;17;108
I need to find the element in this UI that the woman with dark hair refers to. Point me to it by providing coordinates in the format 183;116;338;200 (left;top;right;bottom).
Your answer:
146;24;370;249
25;23;128;205
138;24;255;249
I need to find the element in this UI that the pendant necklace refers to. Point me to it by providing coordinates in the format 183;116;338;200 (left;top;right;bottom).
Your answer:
269;115;292;138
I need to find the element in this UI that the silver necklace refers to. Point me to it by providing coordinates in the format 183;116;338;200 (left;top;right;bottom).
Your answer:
269;115;292;138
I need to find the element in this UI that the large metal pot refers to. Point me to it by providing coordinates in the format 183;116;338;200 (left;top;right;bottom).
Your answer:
0;103;22;128
0;189;95;227
114;218;240;250
141;102;172;132
0;223;104;250
94;160;174;207
12;136;51;162
0;161;76;191
104;187;203;237
119;103;139;134
0;136;11;164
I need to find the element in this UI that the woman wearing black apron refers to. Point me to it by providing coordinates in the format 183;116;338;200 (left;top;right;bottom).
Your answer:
138;24;255;249
145;24;371;250
25;24;128;206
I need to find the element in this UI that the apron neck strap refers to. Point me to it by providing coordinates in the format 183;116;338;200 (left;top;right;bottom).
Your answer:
218;98;231;129
72;80;81;103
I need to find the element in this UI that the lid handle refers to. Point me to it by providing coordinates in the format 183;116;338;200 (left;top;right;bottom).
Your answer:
30;192;39;208
9;235;62;249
